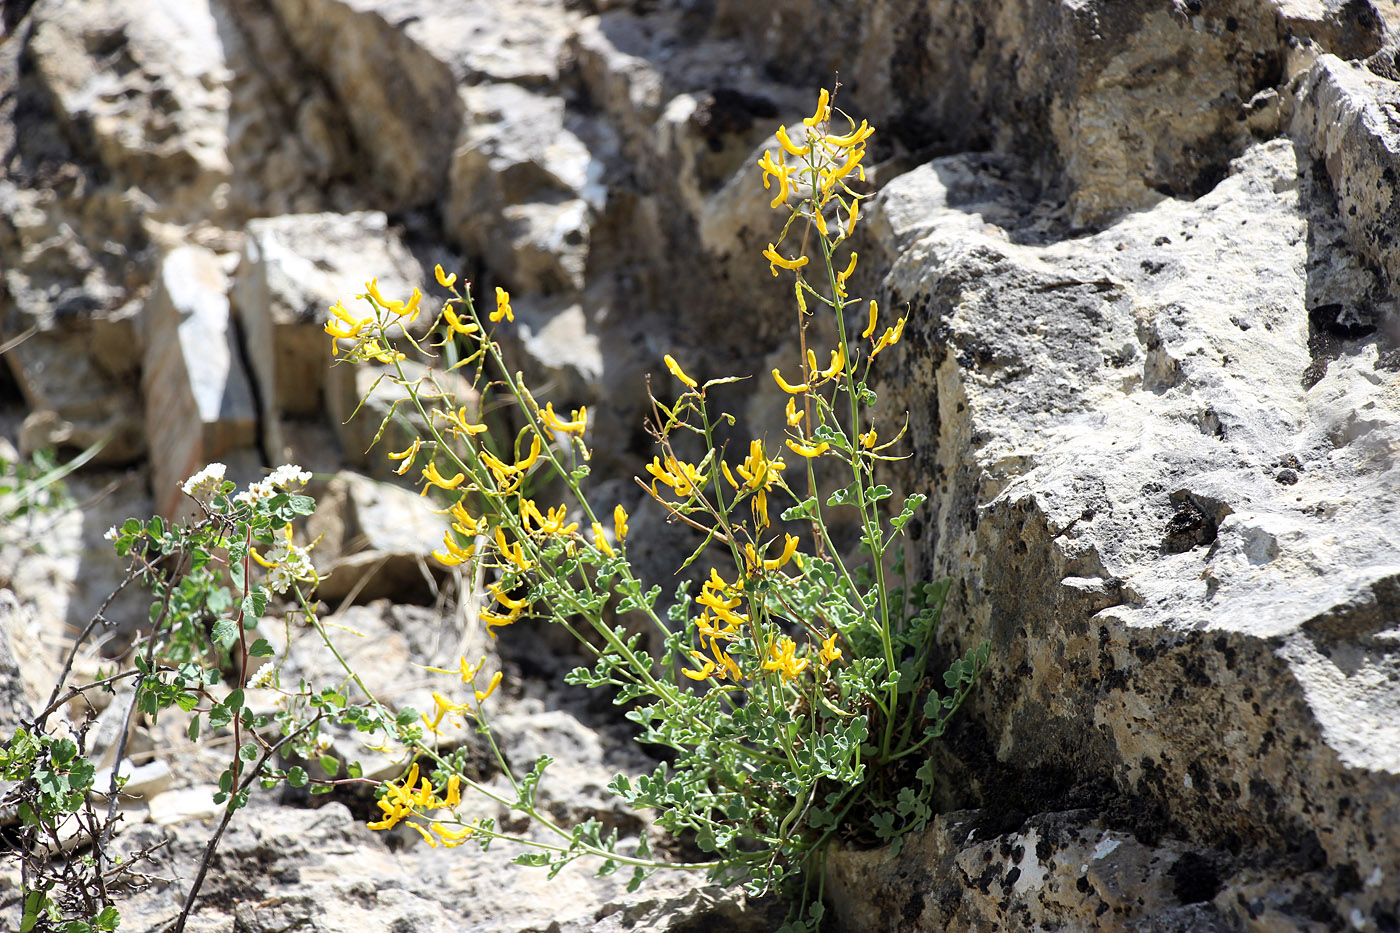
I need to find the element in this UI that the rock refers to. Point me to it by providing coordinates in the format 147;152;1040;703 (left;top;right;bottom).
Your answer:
447;82;610;294
91;759;173;800
148;783;221;826
141;245;258;517
857;135;1400;928
305;472;453;604
232;211;424;462
260;0;465;211
1291;53;1400;295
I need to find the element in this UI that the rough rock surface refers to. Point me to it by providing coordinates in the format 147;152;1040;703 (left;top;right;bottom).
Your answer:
3;0;1400;929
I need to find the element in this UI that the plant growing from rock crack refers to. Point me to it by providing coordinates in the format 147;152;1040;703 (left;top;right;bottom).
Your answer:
322;86;988;930
7;86;987;933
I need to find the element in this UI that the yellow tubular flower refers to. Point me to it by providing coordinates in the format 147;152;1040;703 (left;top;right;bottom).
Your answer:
818;344;846;381
683;651;717;681
488;581;529;611
388;438;422;476
421;461;466;494
862;299;879;339
592;522;614;557
435;264;457;288
826;120;874;149
820;633;843;666
871;315;908;358
721;459;739;490
394;287;422;318
847;197;860;235
775;124;810;157
763;245;810;276
794;281;808;313
785;396;803;427
443;305;478;335
443;775;462;808
324;301;368;339
828;145;866;183
769;167;790;210
364;278;406;314
541;402;587;436
838;251;858;282
749;534;800;572
475;670;503;701
493;527;533;571
663;354;698;389
713;644;742;681
860;428;878;449
614;504;629;542
491;287;514;323
787;439;830;458
757;150;785;189
813;209;829;237
762;636;809;681
803;88;831;127
772;368;808;394
432;531;477;567
480;606;522;634
514;432;542;472
433;823;475;847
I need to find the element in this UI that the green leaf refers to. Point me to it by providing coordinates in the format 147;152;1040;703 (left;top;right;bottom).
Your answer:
239;743;259;763
513;853;550;868
242;589;268;622
188;715;201;742
211;618;238;650
287;766;308;788
248;639;275;658
319;755;340;777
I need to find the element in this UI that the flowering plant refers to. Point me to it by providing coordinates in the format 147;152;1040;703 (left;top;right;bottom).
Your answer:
8;87;986;933
321;87;987;928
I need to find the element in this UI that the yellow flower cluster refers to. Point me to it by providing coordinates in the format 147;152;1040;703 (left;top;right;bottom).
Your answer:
366;761;484;848
685;569;746;682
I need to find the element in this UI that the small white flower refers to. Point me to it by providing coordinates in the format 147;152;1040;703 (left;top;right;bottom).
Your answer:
266;464;312;489
103;526;119;541
182;462;228;498
249;663;278;688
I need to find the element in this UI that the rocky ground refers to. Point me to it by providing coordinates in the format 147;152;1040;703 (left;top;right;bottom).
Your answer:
2;0;1400;930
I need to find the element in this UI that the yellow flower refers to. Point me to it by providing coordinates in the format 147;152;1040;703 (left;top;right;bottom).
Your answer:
746;534;799;572
431;530;477;567
443;305;478;335
861;299;879;339
663;354;698;389
541;402;587;436
758;150;792;210
488;581;530;611
819;633;843;666
812;209;828;237
421;461;466;494
493;526;533;571
614;504;629;542
683;650;716;681
474;670;503;702
442;774;462;807
324;301;369;339
480;605;523;635
432;823;475;847
837;251;858;285
388;438;422;476
775;124;809;157
772;368;808;394
592;521;614;557
871;315;908;358
435;264;457;288
825;119;874;149
393;287;423;318
817;344;846;381
763;245;809;276
786;439;829;458
794;281;808;314
803;88;831;127
860;428;878;449
736;439;786;529
785;396;803;427
762;636;809;681
645;454;704;498
491;287;514;323
363;278;401;313
846;197;860;235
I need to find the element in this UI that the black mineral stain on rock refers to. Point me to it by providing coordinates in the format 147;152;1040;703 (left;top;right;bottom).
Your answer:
1169;851;1223;904
1162;499;1217;553
689;88;778;151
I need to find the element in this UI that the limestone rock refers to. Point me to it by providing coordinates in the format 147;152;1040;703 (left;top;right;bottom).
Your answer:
232;212;422;462
142;245;257;517
854;133;1400;929
305;472;452;604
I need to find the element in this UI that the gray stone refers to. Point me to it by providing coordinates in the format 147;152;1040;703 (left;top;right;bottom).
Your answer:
142;245;257;517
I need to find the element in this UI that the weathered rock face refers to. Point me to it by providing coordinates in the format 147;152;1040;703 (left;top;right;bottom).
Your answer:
3;0;1400;929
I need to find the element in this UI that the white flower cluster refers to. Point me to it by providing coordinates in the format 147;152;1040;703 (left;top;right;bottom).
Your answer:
261;538;316;594
235;463;313;506
181;462;228;498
